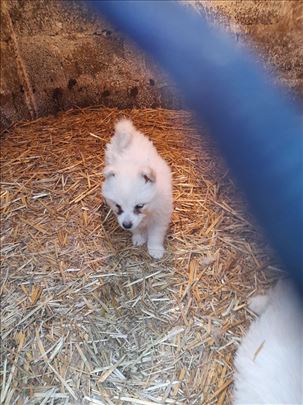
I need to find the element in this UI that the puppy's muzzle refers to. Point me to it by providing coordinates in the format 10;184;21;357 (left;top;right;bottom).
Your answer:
122;221;133;230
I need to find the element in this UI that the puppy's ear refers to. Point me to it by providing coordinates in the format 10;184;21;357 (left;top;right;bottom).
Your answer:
141;167;156;183
103;166;116;179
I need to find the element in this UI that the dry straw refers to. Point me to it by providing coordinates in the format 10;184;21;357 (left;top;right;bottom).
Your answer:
1;107;281;404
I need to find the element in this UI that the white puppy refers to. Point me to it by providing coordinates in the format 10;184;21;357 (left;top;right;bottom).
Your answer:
102;118;172;259
233;279;303;405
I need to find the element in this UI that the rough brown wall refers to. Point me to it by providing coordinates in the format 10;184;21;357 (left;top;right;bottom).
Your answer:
0;0;180;130
1;0;302;130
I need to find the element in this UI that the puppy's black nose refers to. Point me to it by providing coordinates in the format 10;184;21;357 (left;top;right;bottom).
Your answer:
122;221;133;229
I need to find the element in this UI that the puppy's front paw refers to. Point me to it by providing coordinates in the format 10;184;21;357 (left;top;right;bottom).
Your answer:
148;244;165;259
132;233;147;246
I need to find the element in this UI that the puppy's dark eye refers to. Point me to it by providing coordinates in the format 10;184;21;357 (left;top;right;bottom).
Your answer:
134;203;145;214
116;204;123;215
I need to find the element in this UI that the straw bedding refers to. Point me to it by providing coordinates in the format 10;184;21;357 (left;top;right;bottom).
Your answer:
0;107;281;404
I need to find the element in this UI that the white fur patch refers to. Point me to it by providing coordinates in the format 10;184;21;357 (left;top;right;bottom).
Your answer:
233;279;303;404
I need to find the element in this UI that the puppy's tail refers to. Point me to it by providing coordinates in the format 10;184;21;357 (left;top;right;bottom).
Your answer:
112;118;135;153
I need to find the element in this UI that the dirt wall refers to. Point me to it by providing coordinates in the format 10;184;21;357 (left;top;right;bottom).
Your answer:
1;0;302;130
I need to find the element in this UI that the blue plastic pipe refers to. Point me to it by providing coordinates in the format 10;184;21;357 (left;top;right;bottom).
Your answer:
87;1;303;292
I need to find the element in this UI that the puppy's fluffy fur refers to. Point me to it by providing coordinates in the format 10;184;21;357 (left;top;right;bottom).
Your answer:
233;279;303;404
102;119;172;259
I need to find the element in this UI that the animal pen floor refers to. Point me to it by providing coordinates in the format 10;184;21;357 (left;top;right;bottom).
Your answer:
1;107;281;405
